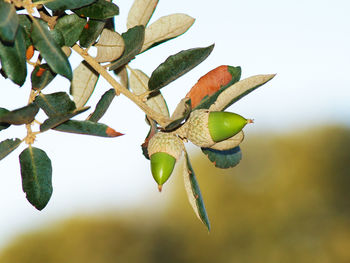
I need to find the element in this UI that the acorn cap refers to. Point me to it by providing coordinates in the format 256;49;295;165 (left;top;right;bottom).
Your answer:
148;132;184;160
186;109;215;148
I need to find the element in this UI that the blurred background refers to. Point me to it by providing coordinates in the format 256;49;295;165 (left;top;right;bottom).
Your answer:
0;0;350;262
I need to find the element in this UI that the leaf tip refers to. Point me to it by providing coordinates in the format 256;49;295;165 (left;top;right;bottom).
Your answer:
106;127;124;137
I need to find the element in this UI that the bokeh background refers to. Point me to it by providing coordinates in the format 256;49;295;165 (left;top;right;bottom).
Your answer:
0;0;350;262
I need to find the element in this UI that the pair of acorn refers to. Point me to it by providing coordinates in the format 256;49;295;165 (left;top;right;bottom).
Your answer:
148;109;253;191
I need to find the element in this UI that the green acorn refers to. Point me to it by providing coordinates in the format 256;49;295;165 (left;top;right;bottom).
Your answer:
148;132;184;191
186;109;252;147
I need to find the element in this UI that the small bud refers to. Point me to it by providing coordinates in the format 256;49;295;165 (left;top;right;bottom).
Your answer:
148;132;184;190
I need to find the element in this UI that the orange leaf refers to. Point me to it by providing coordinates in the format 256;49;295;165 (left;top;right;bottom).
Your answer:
185;65;233;108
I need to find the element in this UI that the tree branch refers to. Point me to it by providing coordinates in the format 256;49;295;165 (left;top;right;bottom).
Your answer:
72;44;171;127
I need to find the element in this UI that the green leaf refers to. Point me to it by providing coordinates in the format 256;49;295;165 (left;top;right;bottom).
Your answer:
18;14;32;48
31;64;57;90
201;146;242;169
108;26;145;71
0;0;19;43
182;151;210;231
73;0;119;19
0;103;39;125
40;107;90;132
31;18;72;80
148;44;214;91
54;14;87;47
19;146;52;210
0;26;27;86
35;92;76;117
41;0;96;11
87;88;115;122
0;138;21;161
194;66;241;110
50;27;65;47
0;108;10;131
79;19;105;48
53;120;123;138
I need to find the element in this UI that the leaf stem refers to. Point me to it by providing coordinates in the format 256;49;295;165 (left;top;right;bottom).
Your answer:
72;44;171;127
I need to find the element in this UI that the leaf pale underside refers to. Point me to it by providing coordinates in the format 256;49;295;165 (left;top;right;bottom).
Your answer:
209;74;276;112
182;151;210;231
70;61;99;108
129;67;169;117
94;29;125;63
209;131;244;151
141;13;195;52
127;0;158;29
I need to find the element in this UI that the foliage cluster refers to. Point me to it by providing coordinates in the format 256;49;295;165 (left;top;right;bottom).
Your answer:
0;0;274;229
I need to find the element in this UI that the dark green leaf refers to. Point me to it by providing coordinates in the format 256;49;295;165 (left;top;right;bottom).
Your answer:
0;27;27;86
41;0;96;11
31;64;57;90
31;18;72;80
201;146;242;169
55;14;86;47
50;28;65;47
0;103;39;125
164;98;191;131
195;66;241;110
108;26;145;71
87;88;115;122
53;120;123;138
148;44;214;91
183;151;210;231
18;14;32;48
19;146;52;210
40;107;90;132
0;108;10;131
0;1;19;43
0;138;21;161
35;92;76;117
73;0;119;19
79;19;105;48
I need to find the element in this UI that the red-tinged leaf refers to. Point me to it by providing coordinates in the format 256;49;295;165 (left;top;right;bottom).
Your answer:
185;65;241;109
53;120;123;138
141;118;158;159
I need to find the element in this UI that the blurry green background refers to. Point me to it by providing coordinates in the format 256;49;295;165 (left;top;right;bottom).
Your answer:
1;126;349;262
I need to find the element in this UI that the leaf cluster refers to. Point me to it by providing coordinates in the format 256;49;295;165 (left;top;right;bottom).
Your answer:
0;0;275;230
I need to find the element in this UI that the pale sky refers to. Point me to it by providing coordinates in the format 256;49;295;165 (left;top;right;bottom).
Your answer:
0;0;349;248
